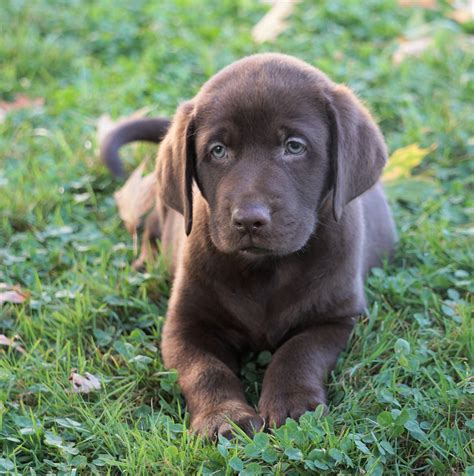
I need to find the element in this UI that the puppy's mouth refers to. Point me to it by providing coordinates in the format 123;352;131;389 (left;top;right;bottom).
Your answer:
210;213;316;257
239;246;272;255
236;234;274;256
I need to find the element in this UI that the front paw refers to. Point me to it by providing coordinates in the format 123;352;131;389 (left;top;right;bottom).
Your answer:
191;401;264;439
259;389;327;428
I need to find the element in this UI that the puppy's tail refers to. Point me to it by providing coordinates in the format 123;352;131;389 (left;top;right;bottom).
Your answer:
100;117;171;178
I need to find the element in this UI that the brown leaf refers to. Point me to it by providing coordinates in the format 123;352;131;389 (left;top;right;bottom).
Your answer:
252;0;298;44
448;0;474;24
0;283;29;304
69;369;101;394
392;37;433;64
397;0;438;9
0;334;26;354
0;95;44;122
114;160;157;254
96;114;116;145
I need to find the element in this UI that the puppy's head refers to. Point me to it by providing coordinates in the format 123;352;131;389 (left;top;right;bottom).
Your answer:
156;53;387;257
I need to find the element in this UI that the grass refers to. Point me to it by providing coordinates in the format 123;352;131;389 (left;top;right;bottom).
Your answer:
0;0;472;474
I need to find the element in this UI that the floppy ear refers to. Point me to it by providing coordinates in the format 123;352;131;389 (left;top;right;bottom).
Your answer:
326;85;387;222
156;101;196;235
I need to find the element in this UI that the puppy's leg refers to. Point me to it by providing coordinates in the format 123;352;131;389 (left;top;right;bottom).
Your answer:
258;319;354;428
162;323;263;439
132;209;162;270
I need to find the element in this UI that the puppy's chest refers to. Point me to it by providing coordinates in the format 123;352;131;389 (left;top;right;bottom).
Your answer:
215;275;317;350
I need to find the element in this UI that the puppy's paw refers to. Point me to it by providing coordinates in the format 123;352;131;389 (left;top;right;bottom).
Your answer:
258;390;327;429
191;401;264;439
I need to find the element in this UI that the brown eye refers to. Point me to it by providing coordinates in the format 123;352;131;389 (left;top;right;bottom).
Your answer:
285;138;306;155
210;143;227;160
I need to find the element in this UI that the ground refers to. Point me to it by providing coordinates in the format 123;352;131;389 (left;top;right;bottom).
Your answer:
0;1;473;474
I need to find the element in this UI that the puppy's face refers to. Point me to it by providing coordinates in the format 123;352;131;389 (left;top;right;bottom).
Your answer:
156;54;387;258
193;61;332;257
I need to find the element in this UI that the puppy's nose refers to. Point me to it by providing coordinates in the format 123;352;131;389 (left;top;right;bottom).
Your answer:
232;204;271;232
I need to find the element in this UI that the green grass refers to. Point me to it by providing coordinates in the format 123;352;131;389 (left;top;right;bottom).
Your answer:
0;0;473;474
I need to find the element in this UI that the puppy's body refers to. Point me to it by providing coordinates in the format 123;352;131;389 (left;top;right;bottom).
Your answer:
102;53;396;437
164;183;393;346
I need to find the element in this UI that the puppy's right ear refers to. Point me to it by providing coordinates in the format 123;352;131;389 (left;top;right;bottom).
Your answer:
156;101;196;235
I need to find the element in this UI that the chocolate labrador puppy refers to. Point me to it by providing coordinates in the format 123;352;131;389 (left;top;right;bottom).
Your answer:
101;53;396;438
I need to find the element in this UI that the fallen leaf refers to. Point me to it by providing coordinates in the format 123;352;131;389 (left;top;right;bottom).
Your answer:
392;37;433;64
383;143;436;182
0;283;29;304
114;160;157;255
252;0;298;44
0;95;44;123
397;0;438;9
448;0;474;24
96;114;116;145
69;369;101;394
0;334;26;354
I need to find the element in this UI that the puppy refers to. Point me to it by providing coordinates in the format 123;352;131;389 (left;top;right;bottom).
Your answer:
102;53;397;438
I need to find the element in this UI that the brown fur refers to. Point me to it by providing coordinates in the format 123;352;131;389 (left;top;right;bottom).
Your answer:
102;53;396;438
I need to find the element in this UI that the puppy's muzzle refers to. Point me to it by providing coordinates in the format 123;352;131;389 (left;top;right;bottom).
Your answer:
231;203;271;234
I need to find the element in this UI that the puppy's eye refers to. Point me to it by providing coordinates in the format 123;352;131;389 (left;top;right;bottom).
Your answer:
210;143;227;160
285;138;306;155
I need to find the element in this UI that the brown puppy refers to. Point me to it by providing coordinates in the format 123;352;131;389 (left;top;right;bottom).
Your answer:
102;53;396;438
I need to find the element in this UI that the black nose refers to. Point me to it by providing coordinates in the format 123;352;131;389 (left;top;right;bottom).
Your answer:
232;204;271;232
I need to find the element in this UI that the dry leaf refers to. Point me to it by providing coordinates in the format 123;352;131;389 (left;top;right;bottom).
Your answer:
252;0;298;44
0;334;26;354
397;0;438;9
383;143;436;182
0;95;44;123
392;37;433;64
0;283;29;304
114;160;157;254
0;94;44;112
448;0;474;24
69;369;101;394
96;114;116;145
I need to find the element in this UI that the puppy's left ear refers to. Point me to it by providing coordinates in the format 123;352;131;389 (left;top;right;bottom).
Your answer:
326;85;387;222
156;101;196;235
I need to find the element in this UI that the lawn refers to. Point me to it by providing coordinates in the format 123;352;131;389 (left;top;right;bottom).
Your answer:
0;0;472;474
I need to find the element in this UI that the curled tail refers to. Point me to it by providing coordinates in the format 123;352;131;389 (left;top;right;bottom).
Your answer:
100;117;171;178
